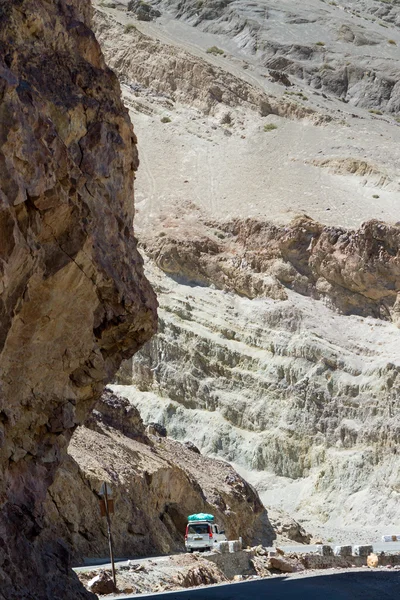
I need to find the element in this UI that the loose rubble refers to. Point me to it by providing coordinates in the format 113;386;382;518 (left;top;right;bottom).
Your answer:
77;542;400;596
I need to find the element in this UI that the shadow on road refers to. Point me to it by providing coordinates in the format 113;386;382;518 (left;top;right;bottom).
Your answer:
134;570;400;600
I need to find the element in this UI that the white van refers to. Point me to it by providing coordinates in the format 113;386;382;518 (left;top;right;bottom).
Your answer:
185;520;227;552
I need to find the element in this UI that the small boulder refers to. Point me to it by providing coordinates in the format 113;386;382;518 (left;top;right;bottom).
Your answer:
146;422;167;437
269;70;292;87
183;441;201;454
87;571;116;595
255;545;267;556
367;553;379;568
269;556;304;573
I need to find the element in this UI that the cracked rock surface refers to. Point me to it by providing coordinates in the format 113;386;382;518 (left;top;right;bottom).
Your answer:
0;1;157;598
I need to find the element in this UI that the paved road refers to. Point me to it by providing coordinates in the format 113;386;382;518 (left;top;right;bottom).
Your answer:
73;555;175;573
73;542;400;572
111;570;399;600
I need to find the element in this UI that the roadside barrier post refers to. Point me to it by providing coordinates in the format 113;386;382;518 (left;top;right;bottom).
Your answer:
99;482;116;588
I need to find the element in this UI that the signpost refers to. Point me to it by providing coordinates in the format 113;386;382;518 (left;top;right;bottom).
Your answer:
99;482;116;587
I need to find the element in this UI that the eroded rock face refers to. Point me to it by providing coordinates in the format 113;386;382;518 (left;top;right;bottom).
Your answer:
46;390;274;560
145;0;400;113
93;9;330;124
0;2;157;598
113;223;400;533
142;216;400;324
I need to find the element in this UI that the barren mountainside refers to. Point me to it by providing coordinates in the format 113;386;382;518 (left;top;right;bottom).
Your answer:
147;0;400;113
0;0;399;596
94;0;400;542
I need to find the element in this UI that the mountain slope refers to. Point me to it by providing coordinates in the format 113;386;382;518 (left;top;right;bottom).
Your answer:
93;0;400;542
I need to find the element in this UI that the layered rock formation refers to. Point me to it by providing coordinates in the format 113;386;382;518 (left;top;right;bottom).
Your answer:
93;9;331;124
89;0;400;544
47;389;276;561
141;216;400;323
146;0;400;113
0;1;156;598
114;215;400;536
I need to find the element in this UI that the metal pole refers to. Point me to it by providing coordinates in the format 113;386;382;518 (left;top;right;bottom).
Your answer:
104;483;116;588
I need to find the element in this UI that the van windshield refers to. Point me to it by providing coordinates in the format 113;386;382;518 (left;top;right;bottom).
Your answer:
188;524;209;534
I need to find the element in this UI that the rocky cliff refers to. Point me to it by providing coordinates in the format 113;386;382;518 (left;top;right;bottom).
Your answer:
46;389;280;561
0;1;157;598
144;0;400;113
141;216;400;323
114;214;400;539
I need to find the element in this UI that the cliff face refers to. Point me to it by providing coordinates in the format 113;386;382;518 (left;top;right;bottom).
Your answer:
142;216;400;324
142;0;400;114
115;215;400;537
93;9;328;124
46;390;276;561
0;2;157;599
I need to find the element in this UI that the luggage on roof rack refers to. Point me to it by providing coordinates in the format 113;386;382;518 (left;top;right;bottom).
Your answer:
187;513;215;522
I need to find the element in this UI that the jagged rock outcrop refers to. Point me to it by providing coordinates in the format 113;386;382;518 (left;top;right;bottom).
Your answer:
93;9;330;124
308;158;393;190
0;1;157;599
46;389;276;560
142;216;400;323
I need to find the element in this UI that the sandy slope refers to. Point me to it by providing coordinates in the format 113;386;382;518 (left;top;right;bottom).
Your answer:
93;2;400;230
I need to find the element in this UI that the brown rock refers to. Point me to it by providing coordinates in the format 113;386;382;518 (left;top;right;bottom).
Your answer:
45;390;272;560
251;556;272;578
88;571;116;595
142;215;400;324
269;556;304;573
183;440;201;454
173;563;227;588
267;508;312;545
0;1;157;599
